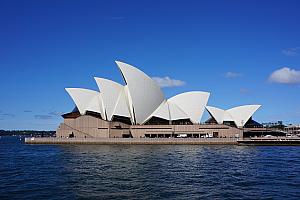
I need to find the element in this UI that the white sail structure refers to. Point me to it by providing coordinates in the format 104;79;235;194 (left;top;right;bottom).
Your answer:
149;100;171;121
206;105;261;127
145;92;209;123
113;88;132;118
94;78;131;120
65;88;104;118
227;105;261;127
205;106;227;124
116;61;165;124
146;100;190;122
168;92;210;123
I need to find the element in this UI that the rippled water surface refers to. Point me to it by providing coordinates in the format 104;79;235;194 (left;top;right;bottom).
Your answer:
0;136;300;199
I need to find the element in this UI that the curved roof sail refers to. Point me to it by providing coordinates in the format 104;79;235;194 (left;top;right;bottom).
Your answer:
205;106;226;124
145;100;192;122
168;91;210;123
206;105;261;127
227;105;261;127
65;88;104;118
123;85;135;123
149;100;171;121
116;61;165;124
168;101;189;120
113;88;131;118
94;78;126;120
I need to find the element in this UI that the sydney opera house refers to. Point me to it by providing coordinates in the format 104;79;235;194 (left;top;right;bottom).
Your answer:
56;61;262;139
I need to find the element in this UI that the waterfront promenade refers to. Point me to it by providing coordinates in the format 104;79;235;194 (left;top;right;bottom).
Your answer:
25;137;238;145
238;137;300;145
25;137;300;145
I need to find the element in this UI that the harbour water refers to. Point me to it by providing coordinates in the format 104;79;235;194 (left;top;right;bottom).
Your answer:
0;136;300;199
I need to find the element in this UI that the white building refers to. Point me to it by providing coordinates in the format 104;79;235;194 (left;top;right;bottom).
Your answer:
56;61;262;138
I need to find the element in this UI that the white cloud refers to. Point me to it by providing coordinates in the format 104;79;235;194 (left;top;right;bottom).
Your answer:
268;67;300;84
282;47;299;56
152;76;186;88
224;72;242;78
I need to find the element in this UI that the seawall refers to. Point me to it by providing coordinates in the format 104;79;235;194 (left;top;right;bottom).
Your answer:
237;137;300;146
25;137;238;145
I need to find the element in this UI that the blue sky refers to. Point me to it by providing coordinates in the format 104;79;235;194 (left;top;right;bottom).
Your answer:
1;0;300;130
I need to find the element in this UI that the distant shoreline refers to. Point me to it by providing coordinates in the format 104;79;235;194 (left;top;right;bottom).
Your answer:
0;130;55;137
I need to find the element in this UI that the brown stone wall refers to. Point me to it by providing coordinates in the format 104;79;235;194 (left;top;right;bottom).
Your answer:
130;125;174;138
130;124;243;138
56;115;110;138
56;115;243;139
56;115;131;138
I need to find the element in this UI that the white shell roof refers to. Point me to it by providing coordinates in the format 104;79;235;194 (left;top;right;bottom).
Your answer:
168;91;210;123
227;105;261;127
206;106;226;124
149;100;170;120
147;100;189;122
146;92;208;123
124;85;135;123
168;101;190;120
206;105;261;127
65;88;104;118
113;88;131;118
116;61;165;124
94;77;130;120
223;112;234;122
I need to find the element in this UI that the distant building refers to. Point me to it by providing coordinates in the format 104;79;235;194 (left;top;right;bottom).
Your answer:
285;124;300;135
262;121;283;128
